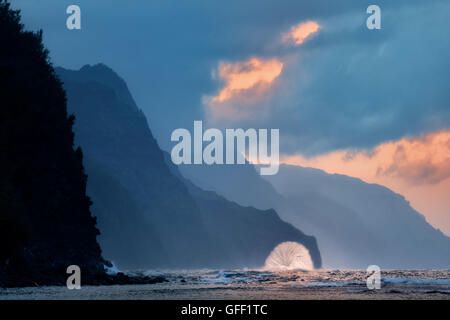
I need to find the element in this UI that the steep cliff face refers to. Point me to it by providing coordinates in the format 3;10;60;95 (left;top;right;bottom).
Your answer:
57;64;322;269
180;155;450;268
82;156;170;269
0;1;105;287
165;155;322;269
180;163;284;211
57;65;224;269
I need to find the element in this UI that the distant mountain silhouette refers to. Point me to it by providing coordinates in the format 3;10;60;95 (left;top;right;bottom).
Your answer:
56;64;322;269
164;152;321;269
265;165;450;268
0;1;105;287
180;161;450;268
180;163;284;211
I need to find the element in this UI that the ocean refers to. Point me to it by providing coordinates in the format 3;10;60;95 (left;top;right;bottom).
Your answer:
1;269;449;300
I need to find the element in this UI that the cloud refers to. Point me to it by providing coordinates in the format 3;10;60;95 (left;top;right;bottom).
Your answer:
282;130;450;186
282;21;320;46
204;57;284;121
204;20;320;123
379;133;450;185
13;0;450;153
281;130;450;235
211;58;284;103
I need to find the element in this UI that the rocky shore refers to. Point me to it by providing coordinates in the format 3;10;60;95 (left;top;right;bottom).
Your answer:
0;268;166;288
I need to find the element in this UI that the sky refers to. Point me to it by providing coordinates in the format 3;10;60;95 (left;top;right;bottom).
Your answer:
11;0;450;235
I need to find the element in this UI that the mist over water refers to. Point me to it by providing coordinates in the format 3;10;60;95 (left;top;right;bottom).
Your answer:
263;242;314;271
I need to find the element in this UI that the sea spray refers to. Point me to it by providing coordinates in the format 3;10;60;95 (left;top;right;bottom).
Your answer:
263;241;314;271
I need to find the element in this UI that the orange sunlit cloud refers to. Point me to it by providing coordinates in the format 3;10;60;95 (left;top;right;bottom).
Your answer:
204;57;284;121
204;20;321;122
281;130;450;235
282;21;320;46
212;58;284;103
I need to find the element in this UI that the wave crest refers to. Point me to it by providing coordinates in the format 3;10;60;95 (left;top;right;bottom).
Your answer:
263;241;314;271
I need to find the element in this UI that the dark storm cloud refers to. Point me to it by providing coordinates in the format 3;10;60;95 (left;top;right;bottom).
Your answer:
11;0;450;154
270;1;450;155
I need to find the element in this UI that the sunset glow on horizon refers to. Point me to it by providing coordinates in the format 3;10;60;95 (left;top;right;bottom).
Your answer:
281;130;450;235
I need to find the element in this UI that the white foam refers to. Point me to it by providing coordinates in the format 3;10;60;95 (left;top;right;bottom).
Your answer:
104;263;120;275
263;241;314;271
201;271;235;284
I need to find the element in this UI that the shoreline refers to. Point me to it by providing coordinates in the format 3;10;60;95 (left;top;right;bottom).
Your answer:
1;269;449;300
1;283;449;300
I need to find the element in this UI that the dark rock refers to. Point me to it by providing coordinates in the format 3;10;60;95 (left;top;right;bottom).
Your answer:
0;0;106;288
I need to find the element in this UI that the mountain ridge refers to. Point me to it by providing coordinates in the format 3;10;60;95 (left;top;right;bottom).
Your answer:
57;63;322;269
180;160;450;268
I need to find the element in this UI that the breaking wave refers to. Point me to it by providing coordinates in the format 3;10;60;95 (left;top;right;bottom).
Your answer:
263;241;314;271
